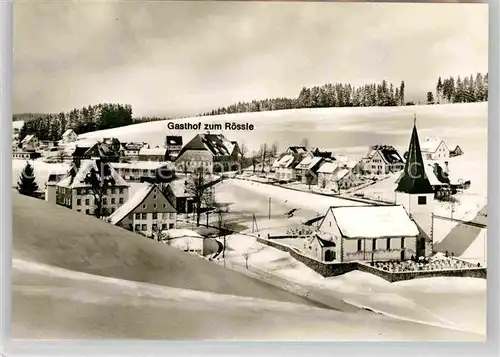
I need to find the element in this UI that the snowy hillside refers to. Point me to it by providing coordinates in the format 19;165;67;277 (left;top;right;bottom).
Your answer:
78;102;487;156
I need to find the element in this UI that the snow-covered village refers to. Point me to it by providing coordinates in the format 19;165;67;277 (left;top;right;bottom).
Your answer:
9;1;489;342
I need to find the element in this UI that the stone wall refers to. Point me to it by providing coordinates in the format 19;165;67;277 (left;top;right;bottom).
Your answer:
257;237;487;282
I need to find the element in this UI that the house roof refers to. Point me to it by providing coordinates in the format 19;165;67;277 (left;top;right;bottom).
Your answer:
139;148;167;156
57;160;129;189
369;145;404;164
317;161;340;174
21;135;35;144
176;134;237;159
395;120;434;195
332;168;351;181
286;146;307;154
420;137;442;153
165;136;183;146
62;129;75;138
85;141;120;158
273;154;296;169
315;235;336;247
108;183;175;225
330;205;419;239
297;156;323;171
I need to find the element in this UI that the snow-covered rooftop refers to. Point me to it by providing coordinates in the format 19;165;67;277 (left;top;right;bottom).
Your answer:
139;148;167;156
111;162;166;170
62;129;75;137
332;168;351;181
21;134;35;144
420;137;444;153
108;183;155;225
57;160;129;189
317;161;340;174
273;154;295;168
330;205;419;239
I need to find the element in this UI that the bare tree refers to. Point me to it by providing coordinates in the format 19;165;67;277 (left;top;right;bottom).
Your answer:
301;138;309;149
260;143;268;173
185;166;213;226
305;170;315;190
250;152;259;174
239;143;248;172
269;142;279;159
84;161;116;219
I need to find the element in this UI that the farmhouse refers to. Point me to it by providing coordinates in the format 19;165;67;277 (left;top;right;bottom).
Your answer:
164;136;183;160
108;183;177;236
52;160;129;217
60;129;78;144
175;133;240;173
272;154;300;182
162;178;195;213
139;147;169;162
317;161;340;189
361;145;405;175
20;134;40;152
294;155;325;184
420;137;450;160
331;166;359;191
315;205;420;263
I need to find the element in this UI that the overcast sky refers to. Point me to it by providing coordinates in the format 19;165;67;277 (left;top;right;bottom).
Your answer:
13;1;488;117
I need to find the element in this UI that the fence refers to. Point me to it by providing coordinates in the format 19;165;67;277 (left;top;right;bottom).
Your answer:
257;237;486;282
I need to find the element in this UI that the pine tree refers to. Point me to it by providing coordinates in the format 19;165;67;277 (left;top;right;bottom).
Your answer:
436;77;443;104
400;81;405;105
17;162;39;197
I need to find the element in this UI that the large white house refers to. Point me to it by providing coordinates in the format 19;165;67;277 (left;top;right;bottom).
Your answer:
315;205;420;263
108;183;177;236
361;145;405;175
50;160;130;216
419;137;450;160
60;129;78;144
20;135;40;152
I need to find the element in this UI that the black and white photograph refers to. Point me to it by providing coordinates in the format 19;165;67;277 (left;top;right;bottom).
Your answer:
11;0;488;341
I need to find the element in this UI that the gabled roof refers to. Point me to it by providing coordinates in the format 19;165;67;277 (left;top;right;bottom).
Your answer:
57;160;129;189
85;141;120;158
368;145;404;164
329;205;419;239
317;161;340;174
108;183;176;225
21;135;35;144
420;137;448;153
315;235;336;247
286;146;308;154
332;168;351;182
395;120;434;194
297;156;323;171
62;129;76;138
175;134;237;159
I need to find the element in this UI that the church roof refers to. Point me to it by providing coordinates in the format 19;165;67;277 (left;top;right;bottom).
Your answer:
395;118;434;195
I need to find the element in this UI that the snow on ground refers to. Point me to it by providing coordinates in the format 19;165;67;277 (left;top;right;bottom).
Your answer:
12;159;70;189
78;102;487;154
218;232;486;335
12;258;482;340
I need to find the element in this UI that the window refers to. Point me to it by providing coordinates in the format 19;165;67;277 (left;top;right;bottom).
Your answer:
103;198;107;205
163;204;166;208
111;198;115;204
169;223;175;229
153;195;157;200
143;204;147;209
77;199;81;206
418;196;427;205
135;224;140;231
329;221;331;227
153;204;157;209
162;224;167;230
85;199;90;205
372;239;376;251
85;209;90;215
142;213;147;220
119;197;124;204
76;188;81;195
357;239;362;252
153;213;158;219
141;224;147;231
135;213;141;220
119;188;124;194
111;188;116;194
152;224;157;231
77;209;81;212
128;214;133;220
401;237;405;248
386;238;391;250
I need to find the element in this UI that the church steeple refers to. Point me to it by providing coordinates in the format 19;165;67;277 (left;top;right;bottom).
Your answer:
396;116;434;194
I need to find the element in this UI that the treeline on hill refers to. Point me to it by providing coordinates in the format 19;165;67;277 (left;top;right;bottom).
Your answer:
18;103;133;142
198;81;410;116
432;73;488;104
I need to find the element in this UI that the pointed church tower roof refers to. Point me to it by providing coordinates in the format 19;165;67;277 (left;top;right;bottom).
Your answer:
396;115;434;194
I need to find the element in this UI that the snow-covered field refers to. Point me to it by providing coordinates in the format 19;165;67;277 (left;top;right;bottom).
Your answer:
218;232;486;336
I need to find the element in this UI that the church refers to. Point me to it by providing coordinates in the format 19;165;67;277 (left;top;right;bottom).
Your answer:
313;117;435;263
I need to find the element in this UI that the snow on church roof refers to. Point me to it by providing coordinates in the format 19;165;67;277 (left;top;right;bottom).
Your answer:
330;205;419;239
